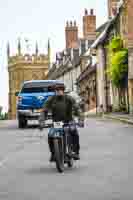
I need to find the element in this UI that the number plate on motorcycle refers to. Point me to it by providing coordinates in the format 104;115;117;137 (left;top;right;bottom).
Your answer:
53;122;63;128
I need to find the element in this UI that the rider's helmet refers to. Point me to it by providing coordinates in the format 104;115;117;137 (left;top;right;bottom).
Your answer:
53;83;65;91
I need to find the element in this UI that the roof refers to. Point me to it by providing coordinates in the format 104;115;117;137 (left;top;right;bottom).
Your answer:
24;80;63;83
91;0;124;49
23;80;65;88
91;16;117;48
48;48;80;79
96;21;108;33
77;64;96;83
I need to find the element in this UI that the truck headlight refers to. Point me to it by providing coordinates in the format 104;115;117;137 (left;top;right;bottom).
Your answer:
17;96;23;104
34;109;44;113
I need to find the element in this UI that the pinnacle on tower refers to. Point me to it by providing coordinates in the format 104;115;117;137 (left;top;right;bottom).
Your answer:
7;42;10;58
35;41;39;55
48;39;51;66
18;38;21;55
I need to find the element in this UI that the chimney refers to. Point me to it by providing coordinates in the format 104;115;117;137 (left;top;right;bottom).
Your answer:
65;21;78;49
83;9;96;40
108;0;119;18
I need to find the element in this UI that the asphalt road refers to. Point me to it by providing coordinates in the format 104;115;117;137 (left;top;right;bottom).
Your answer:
0;118;133;200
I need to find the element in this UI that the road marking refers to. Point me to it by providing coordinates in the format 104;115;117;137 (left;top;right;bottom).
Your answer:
0;157;9;168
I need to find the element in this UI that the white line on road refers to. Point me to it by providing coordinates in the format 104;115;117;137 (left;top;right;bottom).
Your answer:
0;157;9;168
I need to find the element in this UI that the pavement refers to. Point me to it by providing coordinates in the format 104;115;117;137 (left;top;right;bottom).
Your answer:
87;112;133;125
104;113;133;124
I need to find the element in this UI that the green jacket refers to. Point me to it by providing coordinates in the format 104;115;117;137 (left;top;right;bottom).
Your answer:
43;95;81;122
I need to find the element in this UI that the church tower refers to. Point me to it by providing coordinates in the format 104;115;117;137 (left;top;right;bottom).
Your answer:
8;40;50;119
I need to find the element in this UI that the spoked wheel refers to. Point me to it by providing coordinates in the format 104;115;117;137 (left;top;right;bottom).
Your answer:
53;138;64;173
67;144;74;168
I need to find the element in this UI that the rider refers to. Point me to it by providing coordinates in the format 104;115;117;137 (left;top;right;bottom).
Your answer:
40;83;82;161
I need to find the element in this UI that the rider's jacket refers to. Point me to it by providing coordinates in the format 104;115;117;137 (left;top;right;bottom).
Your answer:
43;95;81;122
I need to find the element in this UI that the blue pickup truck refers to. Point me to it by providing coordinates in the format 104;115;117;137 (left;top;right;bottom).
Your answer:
16;80;64;128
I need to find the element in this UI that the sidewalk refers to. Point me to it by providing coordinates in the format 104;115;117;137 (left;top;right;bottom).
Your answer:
86;112;133;125
104;113;133;125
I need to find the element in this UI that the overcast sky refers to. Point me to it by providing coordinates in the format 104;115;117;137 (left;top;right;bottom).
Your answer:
0;0;108;112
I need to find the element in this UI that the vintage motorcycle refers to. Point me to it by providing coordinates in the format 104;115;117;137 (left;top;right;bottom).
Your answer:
48;121;77;173
39;120;79;173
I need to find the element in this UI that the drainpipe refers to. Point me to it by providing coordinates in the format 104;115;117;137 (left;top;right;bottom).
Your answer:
103;45;108;113
95;66;98;114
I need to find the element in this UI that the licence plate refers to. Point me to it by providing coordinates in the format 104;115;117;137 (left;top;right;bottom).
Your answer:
53;122;63;128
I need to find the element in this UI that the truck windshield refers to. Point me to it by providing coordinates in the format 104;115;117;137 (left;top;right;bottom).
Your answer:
21;87;55;93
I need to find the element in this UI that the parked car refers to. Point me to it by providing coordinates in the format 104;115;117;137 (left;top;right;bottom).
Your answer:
16;80;65;128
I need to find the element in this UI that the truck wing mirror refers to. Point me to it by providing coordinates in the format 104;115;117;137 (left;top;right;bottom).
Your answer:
15;91;19;96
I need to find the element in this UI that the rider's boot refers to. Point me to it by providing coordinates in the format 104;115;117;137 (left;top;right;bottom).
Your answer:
73;152;80;160
73;144;80;160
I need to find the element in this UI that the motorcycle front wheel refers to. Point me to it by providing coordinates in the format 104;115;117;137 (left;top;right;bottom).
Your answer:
53;138;64;173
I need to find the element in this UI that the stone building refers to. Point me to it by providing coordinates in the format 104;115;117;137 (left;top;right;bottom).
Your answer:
76;13;107;115
126;0;133;114
48;48;81;92
108;0;120;17
76;0;130;115
76;50;97;115
48;9;96;95
93;0;130;113
8;40;50;119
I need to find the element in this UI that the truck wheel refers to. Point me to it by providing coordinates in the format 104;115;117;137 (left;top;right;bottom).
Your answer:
18;117;27;129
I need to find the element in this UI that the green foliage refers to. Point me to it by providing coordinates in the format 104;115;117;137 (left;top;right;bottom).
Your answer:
109;36;123;53
0;113;8;120
107;36;128;88
0;106;8;120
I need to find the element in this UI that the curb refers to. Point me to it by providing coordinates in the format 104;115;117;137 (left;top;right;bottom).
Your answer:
86;114;133;125
104;115;133;125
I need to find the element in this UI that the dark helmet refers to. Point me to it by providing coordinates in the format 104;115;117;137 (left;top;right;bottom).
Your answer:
53;83;65;91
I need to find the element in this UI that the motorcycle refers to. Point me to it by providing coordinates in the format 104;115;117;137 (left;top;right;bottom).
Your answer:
48;121;76;173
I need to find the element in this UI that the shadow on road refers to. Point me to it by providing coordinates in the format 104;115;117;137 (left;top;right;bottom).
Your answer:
25;162;86;175
25;165;59;175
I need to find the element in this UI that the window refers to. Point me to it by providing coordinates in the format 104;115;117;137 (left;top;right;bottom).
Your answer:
21;86;55;93
21;87;54;93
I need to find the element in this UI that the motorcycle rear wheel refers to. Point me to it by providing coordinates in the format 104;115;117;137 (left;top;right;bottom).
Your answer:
67;145;74;168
